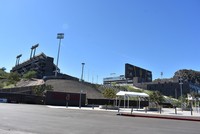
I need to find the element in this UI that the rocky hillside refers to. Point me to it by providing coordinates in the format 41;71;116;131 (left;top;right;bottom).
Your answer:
173;69;200;84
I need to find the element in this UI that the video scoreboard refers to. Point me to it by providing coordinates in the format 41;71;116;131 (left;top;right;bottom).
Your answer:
125;63;152;82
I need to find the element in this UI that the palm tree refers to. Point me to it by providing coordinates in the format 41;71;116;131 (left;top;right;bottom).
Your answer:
149;91;164;107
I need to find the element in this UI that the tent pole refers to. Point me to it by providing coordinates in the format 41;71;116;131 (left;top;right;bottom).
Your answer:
128;96;129;108
139;97;141;109
118;98;121;113
116;97;117;107
124;95;125;108
137;96;139;110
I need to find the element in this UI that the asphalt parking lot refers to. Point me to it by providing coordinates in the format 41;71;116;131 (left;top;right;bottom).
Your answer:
0;103;199;134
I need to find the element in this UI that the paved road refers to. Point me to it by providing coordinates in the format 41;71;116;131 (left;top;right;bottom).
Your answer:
0;103;199;134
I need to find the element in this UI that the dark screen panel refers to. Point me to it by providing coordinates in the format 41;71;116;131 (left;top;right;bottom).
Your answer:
125;63;152;82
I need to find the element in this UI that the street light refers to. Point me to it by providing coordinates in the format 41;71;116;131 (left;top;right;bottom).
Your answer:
55;33;64;77
81;63;85;81
79;63;85;108
179;77;183;111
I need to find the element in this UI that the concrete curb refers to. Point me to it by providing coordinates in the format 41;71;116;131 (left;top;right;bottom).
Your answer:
117;113;200;122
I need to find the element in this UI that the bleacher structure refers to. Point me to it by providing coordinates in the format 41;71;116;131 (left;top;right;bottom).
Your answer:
11;53;56;79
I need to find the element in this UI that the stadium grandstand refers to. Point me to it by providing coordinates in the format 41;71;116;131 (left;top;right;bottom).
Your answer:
11;53;56;79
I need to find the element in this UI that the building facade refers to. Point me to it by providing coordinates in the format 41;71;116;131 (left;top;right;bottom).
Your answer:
103;63;200;98
103;63;152;85
103;75;127;85
136;81;200;98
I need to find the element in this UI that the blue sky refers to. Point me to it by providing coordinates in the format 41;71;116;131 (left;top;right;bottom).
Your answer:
0;0;200;84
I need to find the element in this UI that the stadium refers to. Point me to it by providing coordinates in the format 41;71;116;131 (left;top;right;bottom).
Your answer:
1;45;149;108
2;45;200;107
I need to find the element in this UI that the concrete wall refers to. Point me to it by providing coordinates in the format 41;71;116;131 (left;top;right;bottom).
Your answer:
45;91;86;106
147;82;190;98
0;93;44;104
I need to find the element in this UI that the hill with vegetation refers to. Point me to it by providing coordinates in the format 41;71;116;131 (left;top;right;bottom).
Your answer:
174;69;200;84
0;68;40;88
153;69;200;85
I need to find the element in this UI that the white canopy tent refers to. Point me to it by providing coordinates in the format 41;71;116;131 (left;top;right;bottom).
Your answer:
116;91;149;109
116;91;149;97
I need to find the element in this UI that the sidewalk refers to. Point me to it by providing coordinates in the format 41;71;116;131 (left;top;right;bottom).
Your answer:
47;105;118;112
119;107;200;116
47;106;200;121
118;108;200;122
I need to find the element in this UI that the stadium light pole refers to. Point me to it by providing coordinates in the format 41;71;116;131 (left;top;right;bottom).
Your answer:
55;33;64;77
81;63;85;81
79;63;85;109
30;44;39;58
16;54;22;66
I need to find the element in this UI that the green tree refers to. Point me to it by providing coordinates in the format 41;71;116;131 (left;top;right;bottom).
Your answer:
8;72;20;85
34;84;53;96
0;83;3;88
111;82;117;87
149;91;164;106
102;88;116;99
177;95;187;108
23;70;37;79
0;68;8;79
